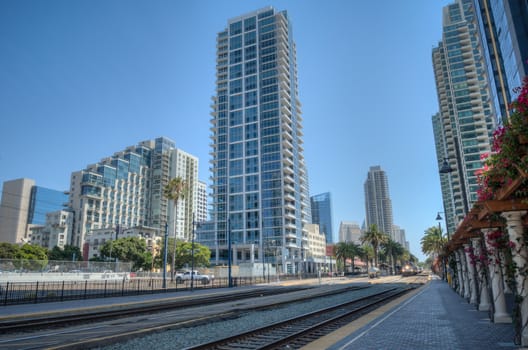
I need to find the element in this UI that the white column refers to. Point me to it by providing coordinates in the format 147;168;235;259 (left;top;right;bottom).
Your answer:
483;229;511;323
472;237;490;311
455;250;464;296
459;247;471;300
464;243;479;305
503;211;528;346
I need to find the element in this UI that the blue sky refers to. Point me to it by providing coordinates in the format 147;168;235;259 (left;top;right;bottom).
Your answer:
0;0;453;261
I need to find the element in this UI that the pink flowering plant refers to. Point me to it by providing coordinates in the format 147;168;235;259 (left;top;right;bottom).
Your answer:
476;77;528;201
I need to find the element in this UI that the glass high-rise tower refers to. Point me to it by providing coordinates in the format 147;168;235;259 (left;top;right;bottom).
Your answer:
432;0;497;232
209;7;310;274
474;0;528;124
310;192;334;244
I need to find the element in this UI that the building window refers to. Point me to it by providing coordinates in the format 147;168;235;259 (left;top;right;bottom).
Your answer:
244;17;256;32
230;21;242;35
229;126;243;142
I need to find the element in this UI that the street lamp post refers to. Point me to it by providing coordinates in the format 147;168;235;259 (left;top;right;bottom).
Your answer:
436;212;450;240
261;240;265;283
162;222;168;289
190;214;196;291
227;218;232;288
436;212;448;281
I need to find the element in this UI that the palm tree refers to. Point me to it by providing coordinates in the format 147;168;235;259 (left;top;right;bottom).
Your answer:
421;225;446;258
347;242;361;272
163;176;188;282
381;238;404;275
335;242;349;274
421;226;447;275
335;241;361;274
361;224;389;267
361;244;374;270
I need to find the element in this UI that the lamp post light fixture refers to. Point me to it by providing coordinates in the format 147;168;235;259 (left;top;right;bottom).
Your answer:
439;158;454;174
436;212;443;232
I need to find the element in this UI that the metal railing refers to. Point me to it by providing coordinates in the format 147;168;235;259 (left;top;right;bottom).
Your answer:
0;274;319;306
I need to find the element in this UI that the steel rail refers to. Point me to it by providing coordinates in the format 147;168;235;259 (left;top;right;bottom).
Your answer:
185;286;415;350
1;284;368;333
0;286;305;332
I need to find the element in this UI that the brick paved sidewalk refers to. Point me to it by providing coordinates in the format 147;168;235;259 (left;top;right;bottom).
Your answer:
328;279;517;350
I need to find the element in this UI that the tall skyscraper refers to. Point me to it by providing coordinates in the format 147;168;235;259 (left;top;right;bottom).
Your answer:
432;0;497;232
68;137;200;253
209;7;310;274
310;192;334;243
0;178;67;244
364;166;394;238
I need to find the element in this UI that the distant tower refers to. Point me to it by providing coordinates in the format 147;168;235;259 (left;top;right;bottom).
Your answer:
391;224;407;246
338;221;362;245
310;192;334;243
364;166;394;238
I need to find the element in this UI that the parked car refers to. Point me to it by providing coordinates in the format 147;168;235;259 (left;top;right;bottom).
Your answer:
176;270;214;285
368;267;380;278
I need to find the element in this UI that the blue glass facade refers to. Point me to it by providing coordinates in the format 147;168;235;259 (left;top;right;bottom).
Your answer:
28;186;68;225
310;193;334;243
474;0;528;124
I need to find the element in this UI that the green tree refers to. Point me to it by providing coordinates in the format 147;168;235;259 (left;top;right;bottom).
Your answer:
421;226;447;276
48;245;83;261
163;176;188;281
158;238;211;270
381;239;405;275
176;241;211;269
0;242;20;259
361;244;375;270
421;226;446;258
99;237;150;271
334;242;349;273
335;241;361;273
361;224;389;267
16;244;48;271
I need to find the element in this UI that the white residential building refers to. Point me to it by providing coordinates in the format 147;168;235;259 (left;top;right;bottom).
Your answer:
83;225;160;260
29;210;73;249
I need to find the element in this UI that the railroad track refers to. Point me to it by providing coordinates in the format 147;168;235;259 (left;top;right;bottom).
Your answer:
185;286;414;350
1;284;369;333
0;286;308;333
